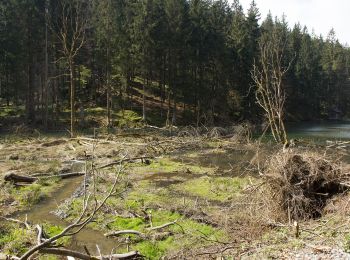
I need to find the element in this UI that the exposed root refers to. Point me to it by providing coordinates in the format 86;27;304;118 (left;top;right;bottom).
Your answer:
264;151;348;220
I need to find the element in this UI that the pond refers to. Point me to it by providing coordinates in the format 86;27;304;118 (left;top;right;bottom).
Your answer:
287;121;350;141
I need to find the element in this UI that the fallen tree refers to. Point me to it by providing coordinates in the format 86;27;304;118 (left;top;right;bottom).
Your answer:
98;156;154;169
264;151;348;220
4;172;85;184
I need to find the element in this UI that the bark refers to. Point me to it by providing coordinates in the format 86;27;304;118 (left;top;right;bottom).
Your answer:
4;172;85;183
69;59;76;137
106;39;111;127
142;78;146;121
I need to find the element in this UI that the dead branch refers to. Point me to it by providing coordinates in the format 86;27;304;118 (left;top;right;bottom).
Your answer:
105;230;144;238
0;216;31;229
146;220;178;231
105;220;178;239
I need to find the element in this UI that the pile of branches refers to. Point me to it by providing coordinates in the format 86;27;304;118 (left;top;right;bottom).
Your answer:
264;151;348;220
177;124;253;141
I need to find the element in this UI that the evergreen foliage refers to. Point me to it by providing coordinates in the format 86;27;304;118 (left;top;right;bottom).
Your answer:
0;0;349;127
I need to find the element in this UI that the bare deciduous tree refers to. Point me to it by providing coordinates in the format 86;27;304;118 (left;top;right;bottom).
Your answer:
52;0;89;137
251;29;293;144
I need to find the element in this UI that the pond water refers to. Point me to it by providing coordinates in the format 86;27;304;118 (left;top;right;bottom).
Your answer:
287;121;350;140
14;164;118;254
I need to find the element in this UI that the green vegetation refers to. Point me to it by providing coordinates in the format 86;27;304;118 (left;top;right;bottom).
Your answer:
0;106;25;118
43;224;71;246
1;0;349;131
0;224;33;255
115;110;143;128
131;157;215;175
103;210;226;258
17;184;47;206
178;176;252;202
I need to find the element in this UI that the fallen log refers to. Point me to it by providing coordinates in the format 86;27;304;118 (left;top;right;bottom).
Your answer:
98;156;154;169
40;248;141;260
4;173;37;183
4;172;85;183
12;248;141;260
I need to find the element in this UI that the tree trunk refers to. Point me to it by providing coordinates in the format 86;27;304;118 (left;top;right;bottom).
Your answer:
106;43;111;127
172;98;177;125
26;60;35;124
166;91;171;127
142;78;146;121
44;2;49;130
69;59;76;137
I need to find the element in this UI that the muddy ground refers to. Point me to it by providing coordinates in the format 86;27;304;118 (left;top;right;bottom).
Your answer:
1;130;350;259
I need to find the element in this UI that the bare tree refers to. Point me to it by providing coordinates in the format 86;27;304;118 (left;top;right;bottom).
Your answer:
52;0;89;137
251;29;293;144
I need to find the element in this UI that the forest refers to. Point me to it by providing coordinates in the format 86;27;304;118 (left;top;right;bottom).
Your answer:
2;0;350;259
1;0;350;132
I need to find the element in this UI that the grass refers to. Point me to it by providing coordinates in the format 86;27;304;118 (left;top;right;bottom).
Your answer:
177;176;253;202
15;184;47;206
8;178;60;208
43;223;71;246
0;223;34;255
131;157;215;176
101;209;226;259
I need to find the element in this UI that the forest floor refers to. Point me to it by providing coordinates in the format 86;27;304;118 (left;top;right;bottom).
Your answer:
1;129;350;259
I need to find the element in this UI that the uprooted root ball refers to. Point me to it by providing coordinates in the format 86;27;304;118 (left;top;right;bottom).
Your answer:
265;151;347;220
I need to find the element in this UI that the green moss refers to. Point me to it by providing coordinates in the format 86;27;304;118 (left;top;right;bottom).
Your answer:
17;184;47;206
177;176;252;202
125;182;171;208
43;223;71;246
151;210;181;227
102;209;226;259
108;216;145;231
132;157;214;175
134;239;169;259
0;225;33;255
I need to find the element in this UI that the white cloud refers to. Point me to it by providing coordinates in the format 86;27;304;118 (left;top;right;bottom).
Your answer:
238;0;350;45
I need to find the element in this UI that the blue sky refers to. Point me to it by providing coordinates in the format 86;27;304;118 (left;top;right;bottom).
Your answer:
239;0;349;45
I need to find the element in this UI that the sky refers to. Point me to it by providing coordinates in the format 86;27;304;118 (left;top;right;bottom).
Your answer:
238;0;350;45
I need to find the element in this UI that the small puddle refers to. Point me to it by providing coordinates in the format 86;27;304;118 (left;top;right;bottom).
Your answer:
13;162;117;254
142;171;198;187
174;148;256;174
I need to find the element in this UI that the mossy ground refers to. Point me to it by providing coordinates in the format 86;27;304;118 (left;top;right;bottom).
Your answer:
1;131;349;259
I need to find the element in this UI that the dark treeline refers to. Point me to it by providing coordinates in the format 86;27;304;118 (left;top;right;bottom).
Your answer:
1;0;350;130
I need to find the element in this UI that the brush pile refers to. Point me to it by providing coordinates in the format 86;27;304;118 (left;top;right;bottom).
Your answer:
265;151;348;220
